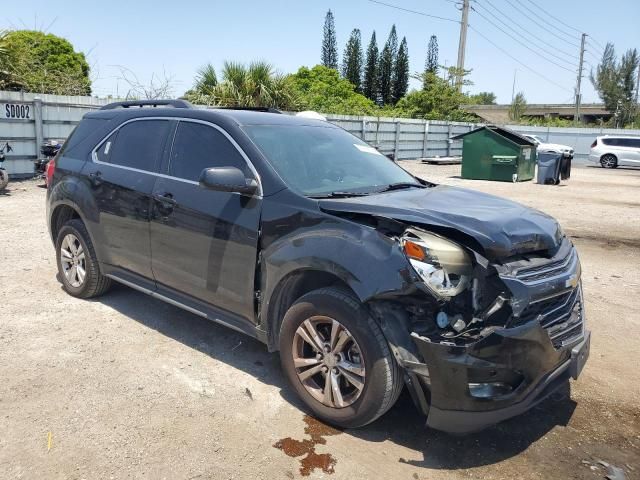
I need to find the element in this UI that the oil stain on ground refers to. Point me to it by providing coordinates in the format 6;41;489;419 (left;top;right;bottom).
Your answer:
274;415;342;476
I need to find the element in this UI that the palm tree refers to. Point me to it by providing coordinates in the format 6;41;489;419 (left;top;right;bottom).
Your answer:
187;60;299;110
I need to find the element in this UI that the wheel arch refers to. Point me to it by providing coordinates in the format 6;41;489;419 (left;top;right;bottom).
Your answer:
264;268;358;351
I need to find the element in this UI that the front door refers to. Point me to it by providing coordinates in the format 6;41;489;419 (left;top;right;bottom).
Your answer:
83;118;172;279
149;120;262;323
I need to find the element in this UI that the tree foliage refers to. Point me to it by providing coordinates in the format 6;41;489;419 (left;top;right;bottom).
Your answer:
321;10;338;70
0;30;91;95
509;91;527;121
287;65;377;115
362;31;379;102
392;37;409;103
467;91;497;105
591;43;639;126
185;61;299;110
342;29;363;92
378;25;397;106
395;70;475;121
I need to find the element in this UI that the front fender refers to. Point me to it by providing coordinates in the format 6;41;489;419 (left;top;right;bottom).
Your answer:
259;193;421;342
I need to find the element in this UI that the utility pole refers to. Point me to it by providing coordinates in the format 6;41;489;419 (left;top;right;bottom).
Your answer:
456;0;470;91
574;33;587;125
511;69;517;103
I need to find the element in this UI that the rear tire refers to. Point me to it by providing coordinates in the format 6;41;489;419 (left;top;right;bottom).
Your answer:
0;169;9;190
56;219;111;298
279;287;403;428
600;154;618;168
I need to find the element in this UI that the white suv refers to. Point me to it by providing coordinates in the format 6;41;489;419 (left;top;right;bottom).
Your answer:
590;136;640;168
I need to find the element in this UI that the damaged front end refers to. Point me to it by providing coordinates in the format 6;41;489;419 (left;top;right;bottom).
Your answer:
369;224;590;434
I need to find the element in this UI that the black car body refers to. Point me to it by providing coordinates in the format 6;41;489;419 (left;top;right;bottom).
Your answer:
46;100;590;433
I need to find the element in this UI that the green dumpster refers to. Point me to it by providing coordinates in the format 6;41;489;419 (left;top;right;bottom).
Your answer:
452;126;536;182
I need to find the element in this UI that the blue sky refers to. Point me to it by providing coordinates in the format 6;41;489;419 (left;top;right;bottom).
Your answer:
3;0;639;104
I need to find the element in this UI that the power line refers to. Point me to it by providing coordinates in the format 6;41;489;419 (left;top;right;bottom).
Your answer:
503;0;580;48
476;0;577;63
472;7;576;73
524;0;610;55
468;25;573;93
524;0;582;34
364;0;460;23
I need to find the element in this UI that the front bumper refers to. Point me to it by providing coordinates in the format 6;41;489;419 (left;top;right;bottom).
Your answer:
410;324;590;434
403;240;589;434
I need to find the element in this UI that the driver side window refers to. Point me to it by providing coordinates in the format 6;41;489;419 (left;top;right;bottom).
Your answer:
169;121;249;181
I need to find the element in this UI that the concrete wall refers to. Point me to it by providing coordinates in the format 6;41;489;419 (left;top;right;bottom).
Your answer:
2;90;639;178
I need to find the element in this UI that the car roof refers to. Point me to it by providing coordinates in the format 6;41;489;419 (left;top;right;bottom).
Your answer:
84;106;334;128
599;135;640;139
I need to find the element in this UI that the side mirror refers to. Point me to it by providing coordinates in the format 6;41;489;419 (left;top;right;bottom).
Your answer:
198;167;258;195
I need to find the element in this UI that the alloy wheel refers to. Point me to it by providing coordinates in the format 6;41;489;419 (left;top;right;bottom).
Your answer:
601;155;616;168
60;233;86;288
292;316;366;408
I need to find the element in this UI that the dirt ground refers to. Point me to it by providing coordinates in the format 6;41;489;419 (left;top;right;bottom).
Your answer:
1;164;639;480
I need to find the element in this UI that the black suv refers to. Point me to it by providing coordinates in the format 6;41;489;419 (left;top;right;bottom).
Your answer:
47;100;590;433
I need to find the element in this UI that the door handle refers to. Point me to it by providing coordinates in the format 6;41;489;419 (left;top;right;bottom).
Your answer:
153;193;176;206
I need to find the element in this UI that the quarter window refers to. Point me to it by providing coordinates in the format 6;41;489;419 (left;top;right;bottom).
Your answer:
169;121;249;181
107;120;170;172
96;131;118;163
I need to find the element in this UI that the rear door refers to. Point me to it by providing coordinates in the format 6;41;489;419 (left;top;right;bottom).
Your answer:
84;118;172;280
620;138;640;165
149;120;262;323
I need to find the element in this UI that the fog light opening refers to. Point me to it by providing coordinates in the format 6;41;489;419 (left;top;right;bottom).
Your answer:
468;382;513;399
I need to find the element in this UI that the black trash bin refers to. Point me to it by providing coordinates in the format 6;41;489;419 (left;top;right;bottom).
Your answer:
537;152;563;185
560;154;572;180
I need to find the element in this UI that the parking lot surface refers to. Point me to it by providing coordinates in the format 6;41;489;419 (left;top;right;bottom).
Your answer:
1;164;639;479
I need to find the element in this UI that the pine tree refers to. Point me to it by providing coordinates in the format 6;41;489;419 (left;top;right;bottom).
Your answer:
392;37;409;103
378;25;397;106
426;35;438;74
321;10;338;70
362;31;379;101
423;35;438;90
342;29;363;91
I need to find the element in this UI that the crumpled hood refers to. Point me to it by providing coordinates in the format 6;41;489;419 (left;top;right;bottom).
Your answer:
318;185;562;260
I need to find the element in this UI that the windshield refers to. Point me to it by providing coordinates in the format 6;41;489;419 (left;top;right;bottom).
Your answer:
244;124;420;196
527;135;542;144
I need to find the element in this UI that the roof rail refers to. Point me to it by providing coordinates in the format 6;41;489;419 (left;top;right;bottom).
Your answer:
215;106;283;114
100;99;193;110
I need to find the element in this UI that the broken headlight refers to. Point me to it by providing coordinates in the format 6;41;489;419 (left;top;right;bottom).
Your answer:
401;230;472;298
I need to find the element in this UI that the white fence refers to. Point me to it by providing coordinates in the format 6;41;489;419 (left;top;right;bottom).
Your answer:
0;91;111;176
2;90;639;177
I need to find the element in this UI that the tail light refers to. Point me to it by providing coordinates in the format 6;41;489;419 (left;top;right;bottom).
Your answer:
590;139;597;148
45;158;55;187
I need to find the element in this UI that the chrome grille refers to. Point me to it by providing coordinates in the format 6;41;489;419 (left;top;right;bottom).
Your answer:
513;247;577;283
515;286;584;349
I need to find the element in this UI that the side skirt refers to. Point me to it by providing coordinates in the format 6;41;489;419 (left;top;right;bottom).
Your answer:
104;269;268;344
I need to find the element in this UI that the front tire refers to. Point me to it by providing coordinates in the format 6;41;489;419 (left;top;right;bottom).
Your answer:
279;287;403;428
56;219;111;298
600;154;618;168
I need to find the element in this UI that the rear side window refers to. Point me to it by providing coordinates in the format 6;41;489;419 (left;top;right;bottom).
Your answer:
169;121;249;181
107;120;170;172
60;118;107;159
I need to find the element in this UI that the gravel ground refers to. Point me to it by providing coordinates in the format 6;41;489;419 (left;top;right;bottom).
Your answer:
1;164;639;480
